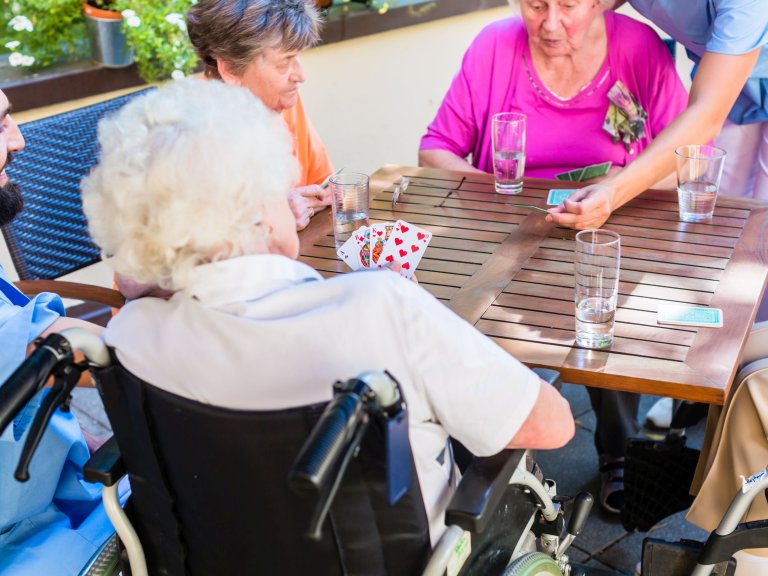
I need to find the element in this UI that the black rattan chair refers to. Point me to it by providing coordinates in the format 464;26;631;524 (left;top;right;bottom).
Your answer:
1;89;154;309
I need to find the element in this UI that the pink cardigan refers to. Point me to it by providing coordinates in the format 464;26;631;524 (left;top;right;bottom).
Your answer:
420;12;688;179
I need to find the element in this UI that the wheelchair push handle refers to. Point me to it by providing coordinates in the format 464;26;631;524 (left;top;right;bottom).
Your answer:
289;371;401;491
566;491;593;537
0;333;72;436
0;328;111;482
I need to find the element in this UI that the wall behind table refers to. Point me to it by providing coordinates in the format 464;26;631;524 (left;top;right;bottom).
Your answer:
299;6;510;176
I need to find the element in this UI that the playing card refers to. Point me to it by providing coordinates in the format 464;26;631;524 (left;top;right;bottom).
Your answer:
378;220;432;279
337;234;363;271
555;168;583;182
354;226;372;268
546;189;578;205
657;305;723;328
370;222;395;266
579;161;612;181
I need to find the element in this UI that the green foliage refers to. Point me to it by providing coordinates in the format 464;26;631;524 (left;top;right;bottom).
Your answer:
1;0;198;83
113;0;198;83
1;0;90;69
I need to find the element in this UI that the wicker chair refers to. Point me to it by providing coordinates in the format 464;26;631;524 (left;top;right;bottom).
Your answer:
2;89;155;309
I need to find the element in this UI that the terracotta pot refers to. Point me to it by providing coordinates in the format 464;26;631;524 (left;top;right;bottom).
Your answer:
82;2;122;20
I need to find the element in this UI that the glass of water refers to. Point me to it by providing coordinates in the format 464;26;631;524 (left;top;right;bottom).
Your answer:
574;229;621;349
330;172;370;249
675;145;727;223
491;112;527;194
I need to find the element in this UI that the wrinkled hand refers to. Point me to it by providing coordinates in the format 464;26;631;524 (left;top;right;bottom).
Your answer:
546;184;614;230
289;185;332;231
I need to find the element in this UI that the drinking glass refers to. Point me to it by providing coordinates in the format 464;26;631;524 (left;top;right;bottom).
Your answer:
575;229;621;349
675;145;727;223
330;172;370;249
491;112;527;194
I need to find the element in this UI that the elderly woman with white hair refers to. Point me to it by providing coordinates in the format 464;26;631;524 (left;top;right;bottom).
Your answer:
81;79;575;548
186;0;332;232
420;0;690;515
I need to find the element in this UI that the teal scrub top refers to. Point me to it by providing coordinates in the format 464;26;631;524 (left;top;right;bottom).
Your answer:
0;266;114;575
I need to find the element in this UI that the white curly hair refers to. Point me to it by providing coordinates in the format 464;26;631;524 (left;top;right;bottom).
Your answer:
82;79;297;291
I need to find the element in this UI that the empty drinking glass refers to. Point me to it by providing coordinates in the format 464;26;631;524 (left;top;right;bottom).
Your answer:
574;229;621;349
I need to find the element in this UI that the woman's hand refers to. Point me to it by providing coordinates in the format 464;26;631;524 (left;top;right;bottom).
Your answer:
546;184;615;230
289;185;332;231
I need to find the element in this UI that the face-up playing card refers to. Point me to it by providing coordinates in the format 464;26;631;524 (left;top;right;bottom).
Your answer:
337;233;363;271
546;189;578;205
370;222;395;266
377;220;432;279
355;227;371;268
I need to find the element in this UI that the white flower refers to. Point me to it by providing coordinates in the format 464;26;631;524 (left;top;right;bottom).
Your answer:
4;41;20;49
121;9;136;18
126;15;141;27
8;52;23;67
9;15;33;32
171;69;185;80
173;58;185;69
20;54;34;66
165;13;187;31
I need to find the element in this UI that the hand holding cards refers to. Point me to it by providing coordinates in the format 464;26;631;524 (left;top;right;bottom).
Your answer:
337;220;432;279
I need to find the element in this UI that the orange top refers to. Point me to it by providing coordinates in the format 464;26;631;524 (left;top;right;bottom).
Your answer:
281;92;333;187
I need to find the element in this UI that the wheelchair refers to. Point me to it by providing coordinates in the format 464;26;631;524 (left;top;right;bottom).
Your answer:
0;328;765;576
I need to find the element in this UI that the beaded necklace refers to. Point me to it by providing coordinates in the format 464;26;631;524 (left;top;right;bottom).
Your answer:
522;50;611;108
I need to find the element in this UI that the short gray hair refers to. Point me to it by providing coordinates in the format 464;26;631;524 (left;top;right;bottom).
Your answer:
82;79;297;291
187;0;322;79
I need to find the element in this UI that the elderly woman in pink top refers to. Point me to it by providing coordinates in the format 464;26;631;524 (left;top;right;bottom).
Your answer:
420;0;688;516
419;0;687;180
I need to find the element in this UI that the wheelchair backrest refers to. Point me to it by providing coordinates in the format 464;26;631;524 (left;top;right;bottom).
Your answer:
93;355;432;576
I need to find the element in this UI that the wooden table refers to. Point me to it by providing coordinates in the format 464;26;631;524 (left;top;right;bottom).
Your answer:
299;165;768;405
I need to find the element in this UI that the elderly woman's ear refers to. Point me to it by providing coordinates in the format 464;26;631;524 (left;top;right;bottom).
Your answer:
216;59;241;85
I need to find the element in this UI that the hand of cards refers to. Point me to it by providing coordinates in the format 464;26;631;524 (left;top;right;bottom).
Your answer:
556;161;612;182
336;219;432;279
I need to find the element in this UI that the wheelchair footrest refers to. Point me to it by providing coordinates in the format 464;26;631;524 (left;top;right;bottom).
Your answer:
641;538;736;576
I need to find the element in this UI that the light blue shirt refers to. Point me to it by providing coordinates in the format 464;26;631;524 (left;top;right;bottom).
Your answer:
0;265;114;575
629;0;768;124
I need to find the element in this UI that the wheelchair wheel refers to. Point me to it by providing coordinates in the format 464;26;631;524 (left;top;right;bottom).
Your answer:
503;552;563;576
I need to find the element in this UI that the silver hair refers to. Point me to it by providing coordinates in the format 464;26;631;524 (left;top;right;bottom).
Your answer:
187;0;322;79
82;79;298;291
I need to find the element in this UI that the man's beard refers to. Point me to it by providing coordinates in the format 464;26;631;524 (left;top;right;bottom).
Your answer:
0;181;23;226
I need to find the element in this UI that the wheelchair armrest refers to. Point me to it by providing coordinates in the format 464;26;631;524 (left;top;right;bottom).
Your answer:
83;436;125;486
15;280;126;309
445;449;526;534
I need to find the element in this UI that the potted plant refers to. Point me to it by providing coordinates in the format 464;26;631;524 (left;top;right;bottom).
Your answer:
1;0;90;70
82;0;134;68
110;0;198;82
